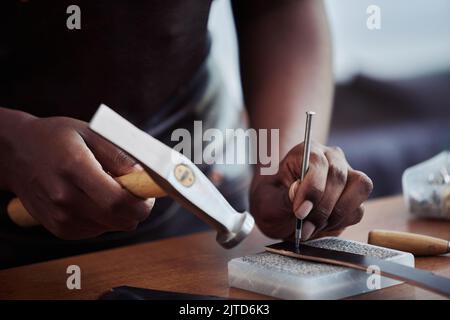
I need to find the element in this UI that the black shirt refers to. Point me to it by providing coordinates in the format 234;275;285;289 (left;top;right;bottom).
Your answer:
0;0;211;123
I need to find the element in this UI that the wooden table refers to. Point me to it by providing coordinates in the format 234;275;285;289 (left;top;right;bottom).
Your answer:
1;195;449;300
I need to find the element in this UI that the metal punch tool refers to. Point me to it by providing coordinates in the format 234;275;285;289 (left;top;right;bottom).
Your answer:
295;111;315;250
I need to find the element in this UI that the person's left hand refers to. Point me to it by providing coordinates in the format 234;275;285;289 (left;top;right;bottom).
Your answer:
250;141;373;241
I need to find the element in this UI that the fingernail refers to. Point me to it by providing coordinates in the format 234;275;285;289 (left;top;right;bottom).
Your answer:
132;164;144;171
301;221;315;241
288;180;300;202
295;200;313;219
145;198;156;208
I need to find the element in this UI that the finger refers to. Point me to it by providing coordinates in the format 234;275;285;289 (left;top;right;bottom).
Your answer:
329;205;365;231
288;180;299;202
27;194;108;240
289;179;313;231
251;180;295;239
54;182;152;230
326;170;373;230
62;138;152;223
292;146;329;219
301;220;316;241
47;183;153;236
56;192;154;234
307;147;349;231
310;227;345;240
82;128;139;176
38;178;120;232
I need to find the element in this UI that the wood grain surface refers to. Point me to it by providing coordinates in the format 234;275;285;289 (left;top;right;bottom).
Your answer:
0;195;449;300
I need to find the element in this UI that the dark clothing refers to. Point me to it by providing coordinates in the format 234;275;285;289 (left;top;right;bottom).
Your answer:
0;0;211;124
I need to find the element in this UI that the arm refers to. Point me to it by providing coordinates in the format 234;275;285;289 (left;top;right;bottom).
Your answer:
233;0;373;240
232;0;333;157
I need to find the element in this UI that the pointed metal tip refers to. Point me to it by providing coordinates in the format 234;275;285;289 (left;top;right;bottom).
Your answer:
294;243;301;254
295;219;302;252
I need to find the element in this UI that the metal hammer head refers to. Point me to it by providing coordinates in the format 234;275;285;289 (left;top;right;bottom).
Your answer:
89;105;255;248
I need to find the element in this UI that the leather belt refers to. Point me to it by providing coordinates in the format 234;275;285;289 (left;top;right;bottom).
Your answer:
266;241;450;298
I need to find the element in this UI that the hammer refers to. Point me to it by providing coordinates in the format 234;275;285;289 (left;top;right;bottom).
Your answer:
6;104;255;249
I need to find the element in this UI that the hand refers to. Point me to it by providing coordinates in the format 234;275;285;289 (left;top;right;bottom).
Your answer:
4;115;154;240
250;141;373;240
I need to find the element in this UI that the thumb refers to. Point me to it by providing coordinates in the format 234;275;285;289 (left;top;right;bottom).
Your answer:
83;128;139;176
288;180;300;202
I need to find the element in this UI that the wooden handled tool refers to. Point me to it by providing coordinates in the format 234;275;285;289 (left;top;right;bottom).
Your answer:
7;171;167;228
368;229;450;256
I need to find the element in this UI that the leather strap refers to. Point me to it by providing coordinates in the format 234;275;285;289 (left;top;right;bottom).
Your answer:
266;241;450;298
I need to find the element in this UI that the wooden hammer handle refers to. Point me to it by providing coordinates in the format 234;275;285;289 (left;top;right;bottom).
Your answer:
368;229;449;256
7;171;167;228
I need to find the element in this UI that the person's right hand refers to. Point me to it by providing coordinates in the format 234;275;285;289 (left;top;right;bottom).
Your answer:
4;114;155;240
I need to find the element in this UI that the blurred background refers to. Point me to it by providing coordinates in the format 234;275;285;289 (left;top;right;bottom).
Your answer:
209;0;450;198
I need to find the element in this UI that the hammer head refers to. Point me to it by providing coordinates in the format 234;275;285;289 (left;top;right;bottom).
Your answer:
89;105;255;248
